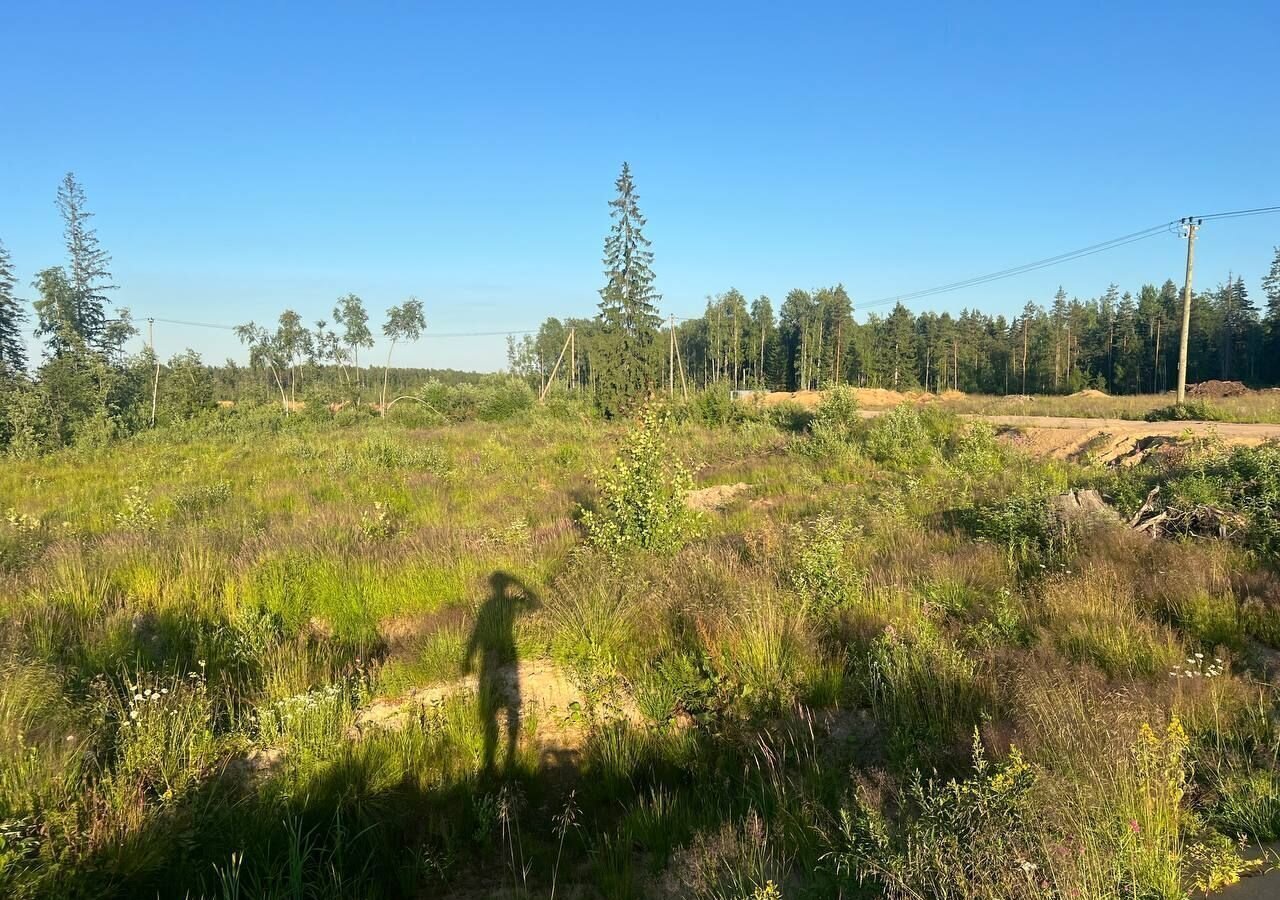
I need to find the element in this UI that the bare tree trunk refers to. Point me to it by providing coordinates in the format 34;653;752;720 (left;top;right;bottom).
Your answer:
380;339;397;417
268;363;288;415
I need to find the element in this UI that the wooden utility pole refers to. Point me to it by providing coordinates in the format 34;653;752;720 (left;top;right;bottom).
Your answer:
569;328;576;391
148;318;159;427
1176;218;1200;404
668;314;675;397
673;326;690;400
538;328;574;402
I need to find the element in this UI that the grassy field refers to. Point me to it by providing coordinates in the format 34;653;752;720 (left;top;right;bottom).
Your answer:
2;393;1280;898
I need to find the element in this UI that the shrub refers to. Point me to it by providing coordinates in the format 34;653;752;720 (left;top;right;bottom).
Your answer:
947;422;1005;476
114;484;157;531
805;385;861;454
689;387;735;427
862;404;948;468
580;404;695;556
786;513;860;616
969;490;1065;571
826;735;1038;898
1144;400;1224;422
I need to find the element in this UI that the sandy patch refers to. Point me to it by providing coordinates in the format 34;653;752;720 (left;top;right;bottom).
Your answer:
686;482;751;513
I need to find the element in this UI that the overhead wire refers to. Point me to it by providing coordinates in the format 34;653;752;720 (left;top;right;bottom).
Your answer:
143;204;1279;333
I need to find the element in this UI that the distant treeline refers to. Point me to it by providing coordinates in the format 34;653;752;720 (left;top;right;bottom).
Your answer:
512;273;1280;399
4;167;1280;454
207;363;481;404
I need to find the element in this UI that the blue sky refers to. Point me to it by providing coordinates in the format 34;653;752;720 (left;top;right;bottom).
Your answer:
2;1;1277;370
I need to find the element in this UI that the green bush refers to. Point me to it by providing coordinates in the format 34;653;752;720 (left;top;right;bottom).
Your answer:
786;513;859;616
862;404;952;469
580;405;695;556
690;387;736;427
827;735;1037;898
1144;400;1224;422
805;385;861;454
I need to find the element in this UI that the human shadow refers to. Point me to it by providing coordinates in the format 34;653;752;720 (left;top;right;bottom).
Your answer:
463;571;539;775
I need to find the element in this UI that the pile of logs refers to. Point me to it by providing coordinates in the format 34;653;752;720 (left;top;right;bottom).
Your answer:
1128;486;1245;539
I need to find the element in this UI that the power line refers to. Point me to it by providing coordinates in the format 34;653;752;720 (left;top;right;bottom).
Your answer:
148;317;539;338
1192;205;1280;222
146;204;1278;334
858;222;1176;311
855;205;1278;313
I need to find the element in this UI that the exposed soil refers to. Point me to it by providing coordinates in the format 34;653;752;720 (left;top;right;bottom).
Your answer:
1188;380;1253;398
756;387;938;409
686;482;751;512
977;415;1280;464
353;659;646;764
750;390;1280;462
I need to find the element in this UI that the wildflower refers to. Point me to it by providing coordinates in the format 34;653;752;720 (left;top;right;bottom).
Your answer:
1128;819;1141;834
133;693;143;701
129;710;139;720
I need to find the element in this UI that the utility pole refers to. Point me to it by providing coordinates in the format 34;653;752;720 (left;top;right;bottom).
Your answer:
668;314;675;397
148;318;159;427
1176;217;1200;404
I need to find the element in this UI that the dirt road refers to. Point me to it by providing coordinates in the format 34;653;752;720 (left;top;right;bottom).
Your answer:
965;414;1280;463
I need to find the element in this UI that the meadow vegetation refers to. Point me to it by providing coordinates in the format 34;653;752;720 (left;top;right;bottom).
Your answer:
2;385;1280;898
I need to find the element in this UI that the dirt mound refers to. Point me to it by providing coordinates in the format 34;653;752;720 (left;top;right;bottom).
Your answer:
853;387;918;407
1070;389;1109;398
755;390;821;408
755;388;935;410
1188;380;1252;398
686;482;751;513
939;389;967;400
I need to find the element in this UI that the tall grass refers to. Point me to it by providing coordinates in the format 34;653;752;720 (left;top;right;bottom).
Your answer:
1;403;1278;897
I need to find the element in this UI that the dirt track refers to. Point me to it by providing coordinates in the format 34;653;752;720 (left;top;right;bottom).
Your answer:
756;390;1280;462
965;414;1280;463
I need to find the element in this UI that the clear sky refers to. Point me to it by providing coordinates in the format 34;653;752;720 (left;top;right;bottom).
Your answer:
2;1;1277;370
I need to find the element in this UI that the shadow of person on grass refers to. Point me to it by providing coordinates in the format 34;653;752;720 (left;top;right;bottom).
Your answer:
463;571;539;775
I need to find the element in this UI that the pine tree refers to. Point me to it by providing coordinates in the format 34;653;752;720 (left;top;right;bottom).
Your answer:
596;162;661;414
0;239;26;375
55;173;116;350
1263;247;1280;383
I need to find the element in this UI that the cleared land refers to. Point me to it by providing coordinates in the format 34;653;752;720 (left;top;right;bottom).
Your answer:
3;395;1280;898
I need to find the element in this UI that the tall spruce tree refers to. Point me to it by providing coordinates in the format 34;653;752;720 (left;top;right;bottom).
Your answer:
55;173;115;350
1263;247;1280;383
596;162;660;414
0;239;25;375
